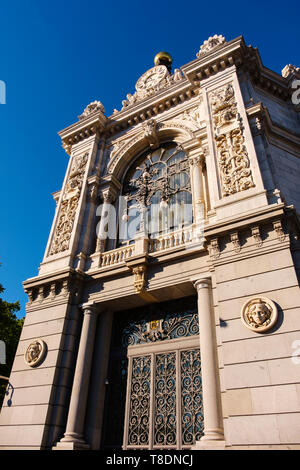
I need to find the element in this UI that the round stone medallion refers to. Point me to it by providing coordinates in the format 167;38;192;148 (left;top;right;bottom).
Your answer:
24;339;47;367
241;297;278;333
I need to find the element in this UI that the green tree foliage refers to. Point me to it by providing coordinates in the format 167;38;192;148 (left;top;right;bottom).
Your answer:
0;283;24;407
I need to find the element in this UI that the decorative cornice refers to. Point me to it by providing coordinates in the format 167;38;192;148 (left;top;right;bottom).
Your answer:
106;79;197;137
23;268;86;307
204;203;286;240
58;111;106;155
182;36;246;85
58;36;296;152
183;36;291;103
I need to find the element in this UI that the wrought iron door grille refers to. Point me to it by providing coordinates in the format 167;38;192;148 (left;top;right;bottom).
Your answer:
124;347;203;449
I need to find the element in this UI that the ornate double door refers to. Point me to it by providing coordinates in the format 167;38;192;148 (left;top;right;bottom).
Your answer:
124;339;203;449
102;297;204;450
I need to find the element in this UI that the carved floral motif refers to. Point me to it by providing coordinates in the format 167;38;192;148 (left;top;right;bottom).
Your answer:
209;84;255;196
215;128;255;195
209;84;237;128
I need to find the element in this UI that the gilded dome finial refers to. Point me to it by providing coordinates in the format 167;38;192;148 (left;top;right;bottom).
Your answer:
154;51;172;72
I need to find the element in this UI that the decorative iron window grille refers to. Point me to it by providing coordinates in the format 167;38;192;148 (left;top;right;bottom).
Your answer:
120;143;192;243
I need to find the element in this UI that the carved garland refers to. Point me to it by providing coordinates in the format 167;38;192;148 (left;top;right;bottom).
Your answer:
49;152;88;256
209;84;255;197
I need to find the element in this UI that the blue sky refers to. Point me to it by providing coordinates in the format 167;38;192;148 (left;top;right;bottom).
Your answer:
0;0;299;318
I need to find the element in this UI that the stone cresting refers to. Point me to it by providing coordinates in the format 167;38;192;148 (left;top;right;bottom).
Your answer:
196;34;227;57
49;152;88;255
209;83;255;196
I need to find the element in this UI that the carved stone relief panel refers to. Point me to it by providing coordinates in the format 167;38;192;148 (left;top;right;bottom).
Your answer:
49;152;89;256
209;83;255;197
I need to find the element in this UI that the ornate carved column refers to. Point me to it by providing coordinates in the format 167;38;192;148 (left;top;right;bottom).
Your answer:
55;302;99;450
193;277;224;448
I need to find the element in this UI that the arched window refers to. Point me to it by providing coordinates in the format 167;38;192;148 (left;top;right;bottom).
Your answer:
119;143;192;244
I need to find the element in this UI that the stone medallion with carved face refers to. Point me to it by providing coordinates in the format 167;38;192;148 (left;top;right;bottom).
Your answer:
241;297;278;332
24;339;47;367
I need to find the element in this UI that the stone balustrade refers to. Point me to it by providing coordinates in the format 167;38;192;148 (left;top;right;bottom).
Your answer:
149;225;194;253
100;244;135;267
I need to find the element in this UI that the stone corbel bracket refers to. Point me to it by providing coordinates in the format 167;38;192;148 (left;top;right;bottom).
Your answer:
208;237;221;260
230;231;241;253
125;256;158;303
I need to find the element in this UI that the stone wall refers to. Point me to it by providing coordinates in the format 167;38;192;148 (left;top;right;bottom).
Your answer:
213;222;300;449
0;301;80;449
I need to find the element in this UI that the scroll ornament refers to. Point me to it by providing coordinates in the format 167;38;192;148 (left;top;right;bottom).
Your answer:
49;152;88;255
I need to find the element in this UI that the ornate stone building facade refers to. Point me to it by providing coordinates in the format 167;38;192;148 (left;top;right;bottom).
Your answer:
1;35;300;450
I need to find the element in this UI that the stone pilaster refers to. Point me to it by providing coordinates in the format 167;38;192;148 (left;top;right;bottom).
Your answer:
54;302;99;450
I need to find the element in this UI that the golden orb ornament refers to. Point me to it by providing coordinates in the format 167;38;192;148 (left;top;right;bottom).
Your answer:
154;51;172;71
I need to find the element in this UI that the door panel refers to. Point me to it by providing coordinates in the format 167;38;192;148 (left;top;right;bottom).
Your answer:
101;296;202;450
124;347;203;449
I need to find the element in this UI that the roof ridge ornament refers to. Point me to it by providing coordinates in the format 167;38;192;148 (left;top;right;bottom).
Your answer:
78;100;105;120
196;34;227;57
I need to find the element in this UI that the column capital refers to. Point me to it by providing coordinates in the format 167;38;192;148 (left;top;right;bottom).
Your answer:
188;154;205;168
193;276;212;291
80;301;98;315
